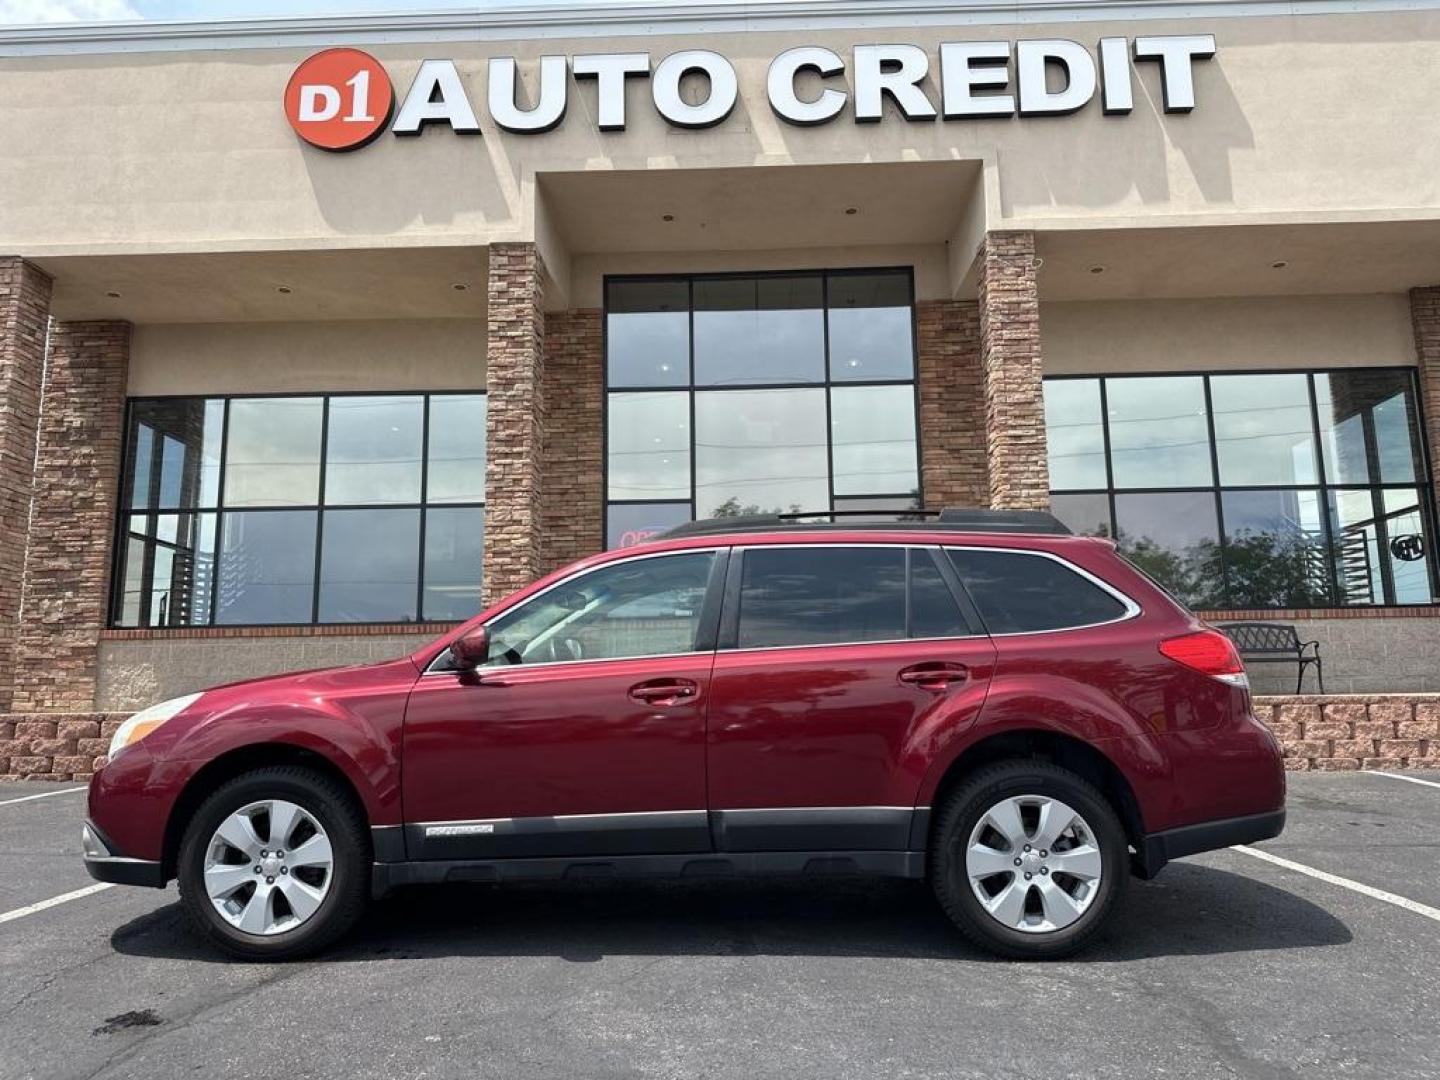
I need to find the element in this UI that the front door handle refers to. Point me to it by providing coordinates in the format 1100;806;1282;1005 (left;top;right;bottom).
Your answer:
898;663;969;692
628;678;699;707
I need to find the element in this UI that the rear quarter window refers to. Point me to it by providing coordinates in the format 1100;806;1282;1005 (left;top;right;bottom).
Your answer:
946;549;1131;634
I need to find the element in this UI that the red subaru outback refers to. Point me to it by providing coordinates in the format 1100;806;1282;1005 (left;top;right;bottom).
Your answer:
83;510;1284;961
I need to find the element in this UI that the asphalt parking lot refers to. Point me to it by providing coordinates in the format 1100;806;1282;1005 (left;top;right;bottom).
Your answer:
2;773;1438;1080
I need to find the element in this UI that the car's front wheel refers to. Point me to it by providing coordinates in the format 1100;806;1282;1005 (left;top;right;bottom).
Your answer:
930;760;1128;960
177;766;370;960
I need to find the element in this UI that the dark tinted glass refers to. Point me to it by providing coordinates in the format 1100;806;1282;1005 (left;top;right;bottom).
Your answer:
1211;374;1318;486
215;511;318;625
126;399;223;510
827;272;914;381
606;503;692;550
1051;493;1111;538
1220;489;1333;607
318;509;420;622
1043;379;1106;490
911;552;968;638
693;275;825;386
1114;491;1222;609
114;512;216;628
1107;376;1212;489
737;547;906;648
423;507;484;621
606;279;690;388
1316;370;1425;484
948;549;1127;633
325;396;423;505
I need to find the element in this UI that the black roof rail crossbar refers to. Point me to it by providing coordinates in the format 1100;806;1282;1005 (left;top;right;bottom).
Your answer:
659;508;1072;540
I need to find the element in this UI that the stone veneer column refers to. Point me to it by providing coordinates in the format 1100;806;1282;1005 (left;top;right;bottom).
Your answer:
0;258;52;711
915;299;988;510
484;243;548;606
1410;286;1440;512
977;231;1050;511
541;309;604;572
11;321;130;713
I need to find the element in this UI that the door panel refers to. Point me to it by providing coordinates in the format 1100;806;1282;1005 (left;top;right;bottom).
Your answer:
404;655;713;859
705;544;997;852
401;548;725;861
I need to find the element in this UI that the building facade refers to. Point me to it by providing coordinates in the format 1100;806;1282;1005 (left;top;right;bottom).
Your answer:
2;0;1440;778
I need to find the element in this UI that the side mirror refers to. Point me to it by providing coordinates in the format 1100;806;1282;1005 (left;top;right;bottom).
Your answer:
451;626;490;671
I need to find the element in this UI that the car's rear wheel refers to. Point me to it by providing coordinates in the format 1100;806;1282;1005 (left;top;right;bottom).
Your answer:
930;760;1127;960
177;766;370;960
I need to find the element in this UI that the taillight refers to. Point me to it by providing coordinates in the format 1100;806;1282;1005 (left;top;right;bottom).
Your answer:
1158;629;1249;688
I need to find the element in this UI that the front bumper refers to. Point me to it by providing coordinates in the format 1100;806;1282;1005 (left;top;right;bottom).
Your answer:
1134;808;1286;879
82;820;166;888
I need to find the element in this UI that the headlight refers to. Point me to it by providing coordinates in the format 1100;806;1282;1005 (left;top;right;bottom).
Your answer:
108;693;204;760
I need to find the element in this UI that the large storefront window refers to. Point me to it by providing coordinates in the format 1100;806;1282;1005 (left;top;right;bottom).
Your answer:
114;393;487;627
1044;369;1438;609
604;270;921;547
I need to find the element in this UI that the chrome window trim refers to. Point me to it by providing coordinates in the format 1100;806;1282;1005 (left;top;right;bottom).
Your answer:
422;546;723;675
940;544;1144;636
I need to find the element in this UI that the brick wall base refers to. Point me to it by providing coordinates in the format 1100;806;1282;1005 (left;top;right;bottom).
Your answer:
3;696;1436;783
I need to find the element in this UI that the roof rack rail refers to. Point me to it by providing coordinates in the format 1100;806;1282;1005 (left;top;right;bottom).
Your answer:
659;507;1072;540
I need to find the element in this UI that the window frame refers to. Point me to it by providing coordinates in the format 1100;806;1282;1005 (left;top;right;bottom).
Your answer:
425;546;731;674
1045;367;1440;610
110;389;488;629
715;543;988;653
941;545;1143;637
601;268;925;546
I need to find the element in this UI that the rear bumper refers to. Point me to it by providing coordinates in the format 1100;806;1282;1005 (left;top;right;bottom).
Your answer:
82;820;166;889
1135;809;1285;879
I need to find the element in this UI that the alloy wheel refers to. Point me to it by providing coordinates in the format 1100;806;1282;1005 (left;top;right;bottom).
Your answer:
203;799;334;936
964;795;1103;934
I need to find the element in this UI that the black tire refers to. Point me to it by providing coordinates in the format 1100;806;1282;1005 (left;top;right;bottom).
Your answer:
930;760;1128;960
177;766;370;961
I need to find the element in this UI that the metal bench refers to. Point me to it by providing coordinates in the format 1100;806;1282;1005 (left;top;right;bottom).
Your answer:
1215;622;1323;694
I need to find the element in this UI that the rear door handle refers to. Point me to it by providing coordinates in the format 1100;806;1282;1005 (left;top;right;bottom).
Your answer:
628;678;699;707
898;663;969;692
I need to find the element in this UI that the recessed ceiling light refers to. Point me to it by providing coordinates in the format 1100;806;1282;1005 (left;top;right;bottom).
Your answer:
662;214;675;222
452;282;469;292
105;290;122;298
844;207;859;216
1089;266;1106;274
276;285;293;294
1271;260;1289;269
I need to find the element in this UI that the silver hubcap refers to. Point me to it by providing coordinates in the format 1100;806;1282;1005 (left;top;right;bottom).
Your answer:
204;799;333;936
965;795;1103;934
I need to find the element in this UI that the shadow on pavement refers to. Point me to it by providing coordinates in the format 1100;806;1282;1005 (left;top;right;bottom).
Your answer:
110;861;1350;966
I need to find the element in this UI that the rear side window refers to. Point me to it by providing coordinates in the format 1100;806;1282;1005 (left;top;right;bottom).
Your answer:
947;549;1129;634
737;547;905;648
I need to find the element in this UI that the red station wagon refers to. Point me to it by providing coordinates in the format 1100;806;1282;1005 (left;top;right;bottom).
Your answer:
83;510;1285;961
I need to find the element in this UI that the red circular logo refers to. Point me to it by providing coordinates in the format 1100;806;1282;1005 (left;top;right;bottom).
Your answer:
285;48;394;152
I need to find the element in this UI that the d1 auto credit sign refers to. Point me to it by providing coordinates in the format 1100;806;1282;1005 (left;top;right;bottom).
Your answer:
285;47;395;151
284;36;1216;151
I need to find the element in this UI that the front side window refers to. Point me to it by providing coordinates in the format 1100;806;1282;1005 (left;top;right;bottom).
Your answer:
484;552;715;666
1045;369;1438;609
604;270;921;548
114;392;487;627
947;549;1130;634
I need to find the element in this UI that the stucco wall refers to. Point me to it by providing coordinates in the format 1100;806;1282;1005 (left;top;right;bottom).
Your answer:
5;10;1440;256
1040;294;1417;375
128;318;486;396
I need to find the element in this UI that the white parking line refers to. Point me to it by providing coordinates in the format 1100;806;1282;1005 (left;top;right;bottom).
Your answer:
1233;845;1440;924
1370;771;1440;791
0;786;86;808
0;883;114;926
